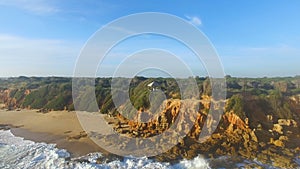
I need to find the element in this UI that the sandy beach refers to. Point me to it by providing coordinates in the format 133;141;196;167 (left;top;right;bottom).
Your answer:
0;109;105;157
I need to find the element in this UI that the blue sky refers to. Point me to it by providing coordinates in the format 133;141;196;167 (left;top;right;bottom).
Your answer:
0;0;299;77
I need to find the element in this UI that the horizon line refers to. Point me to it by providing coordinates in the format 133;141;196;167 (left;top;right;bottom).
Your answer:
1;75;300;79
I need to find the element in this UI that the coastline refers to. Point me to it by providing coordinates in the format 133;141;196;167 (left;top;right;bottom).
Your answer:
1;109;300;168
0;109;104;157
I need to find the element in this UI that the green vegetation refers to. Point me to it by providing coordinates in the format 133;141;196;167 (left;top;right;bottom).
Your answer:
226;94;246;119
0;76;300;123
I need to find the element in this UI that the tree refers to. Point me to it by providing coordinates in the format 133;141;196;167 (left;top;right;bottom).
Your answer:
226;94;246;119
203;78;212;96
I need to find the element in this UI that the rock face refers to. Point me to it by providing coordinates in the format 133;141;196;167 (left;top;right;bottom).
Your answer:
102;98;300;168
0;90;16;109
278;119;297;127
273;124;283;134
226;112;247;130
0;89;31;109
1;76;300;168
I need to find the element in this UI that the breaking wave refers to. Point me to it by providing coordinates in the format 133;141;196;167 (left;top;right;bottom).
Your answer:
0;130;210;169
1;130;296;169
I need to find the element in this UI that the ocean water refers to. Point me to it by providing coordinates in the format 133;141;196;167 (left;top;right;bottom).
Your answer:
0;130;297;169
0;130;210;169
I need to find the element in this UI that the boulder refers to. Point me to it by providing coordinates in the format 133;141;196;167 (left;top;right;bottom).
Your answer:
250;130;258;142
273;139;284;147
279;135;288;141
273;124;283;134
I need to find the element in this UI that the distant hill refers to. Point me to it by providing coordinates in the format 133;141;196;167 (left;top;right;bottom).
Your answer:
0;76;300;119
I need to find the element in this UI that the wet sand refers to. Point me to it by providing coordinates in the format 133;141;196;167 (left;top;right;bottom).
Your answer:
0;109;105;157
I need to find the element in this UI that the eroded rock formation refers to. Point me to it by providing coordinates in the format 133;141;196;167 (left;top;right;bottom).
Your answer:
101;98;300;168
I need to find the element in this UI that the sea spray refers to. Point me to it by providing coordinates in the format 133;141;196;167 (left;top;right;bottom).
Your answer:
1;130;286;169
0;130;212;169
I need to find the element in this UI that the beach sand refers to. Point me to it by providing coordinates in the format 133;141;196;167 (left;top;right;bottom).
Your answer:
0;109;106;157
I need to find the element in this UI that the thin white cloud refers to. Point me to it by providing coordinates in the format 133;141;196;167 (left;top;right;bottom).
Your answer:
185;15;202;26
219;44;300;77
0;34;80;76
0;0;59;14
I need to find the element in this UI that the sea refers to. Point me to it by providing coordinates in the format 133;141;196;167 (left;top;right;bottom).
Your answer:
0;130;299;169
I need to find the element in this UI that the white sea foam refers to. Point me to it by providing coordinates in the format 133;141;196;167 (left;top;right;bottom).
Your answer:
0;130;70;169
173;156;211;169
2;130;295;169
0;130;211;169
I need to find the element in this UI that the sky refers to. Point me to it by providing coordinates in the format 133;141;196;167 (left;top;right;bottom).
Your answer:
0;0;299;77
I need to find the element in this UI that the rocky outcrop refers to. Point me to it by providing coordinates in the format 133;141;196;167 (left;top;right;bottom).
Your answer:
273;124;283;134
278;119;297;127
0;89;31;110
1;76;300;168
98;98;300;168
0;89;15;109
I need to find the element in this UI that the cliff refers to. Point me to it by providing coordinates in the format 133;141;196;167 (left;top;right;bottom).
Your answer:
1;76;300;167
104;97;300;168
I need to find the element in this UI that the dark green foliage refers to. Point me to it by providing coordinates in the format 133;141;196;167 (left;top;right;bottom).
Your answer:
226;77;242;90
14;89;26;101
9;89;18;98
100;96;114;114
249;88;268;96
203;78;212;96
268;90;293;119
23;90;41;108
21;82;73;110
45;95;68;110
226;94;246;119
74;86;98;112
31;98;47;109
0;75;299;123
291;88;300;95
129;79;151;110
